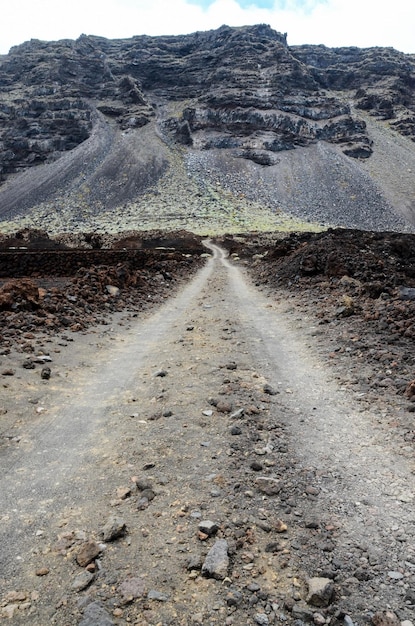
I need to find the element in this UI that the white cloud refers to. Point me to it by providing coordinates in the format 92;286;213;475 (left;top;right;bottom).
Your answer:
1;0;414;54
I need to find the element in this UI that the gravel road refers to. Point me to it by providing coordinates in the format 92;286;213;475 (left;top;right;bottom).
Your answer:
1;245;414;625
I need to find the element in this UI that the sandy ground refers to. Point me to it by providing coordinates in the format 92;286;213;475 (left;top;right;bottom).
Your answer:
1;246;415;625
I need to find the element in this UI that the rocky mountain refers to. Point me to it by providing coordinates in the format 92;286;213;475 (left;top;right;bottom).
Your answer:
0;24;415;233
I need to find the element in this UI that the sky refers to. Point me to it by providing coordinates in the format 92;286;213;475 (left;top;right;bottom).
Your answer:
1;0;414;55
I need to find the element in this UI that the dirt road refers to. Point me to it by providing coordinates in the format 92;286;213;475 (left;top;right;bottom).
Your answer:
1;245;414;625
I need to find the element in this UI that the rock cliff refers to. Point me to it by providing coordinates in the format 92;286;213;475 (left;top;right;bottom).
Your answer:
0;24;415;232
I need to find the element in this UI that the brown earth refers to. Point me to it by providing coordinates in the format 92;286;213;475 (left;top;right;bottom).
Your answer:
1;231;415;625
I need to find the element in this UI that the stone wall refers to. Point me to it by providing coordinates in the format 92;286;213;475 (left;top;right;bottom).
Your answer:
0;249;184;278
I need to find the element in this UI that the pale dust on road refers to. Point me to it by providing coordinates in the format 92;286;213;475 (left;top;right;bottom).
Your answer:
1;244;414;625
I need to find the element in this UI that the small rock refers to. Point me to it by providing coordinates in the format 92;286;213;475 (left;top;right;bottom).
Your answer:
388;570;404;580
35;567;49;576
1;369;15;376
71;571;95;592
274;519;288;533
250;461;263;472
134;477;153;491
292;605;315;621
226;589;243;606
187;555;203;571
137;496;149;510
226;362;237;370
216;400;233;413
41;367;51;380
263;384;278;395
198;520;219;537
116;486;131;500
79;600;114;626
22;360;35;369
201;539;229;580
106;285;120;297
255;476;282;495
265;542;282;553
140;488;156;501
230;425;242;435
307;577;334;607
34;355;52;363
4;591;27;603
118;577;147;604
155;369;167;377
254;614;269;625
142;462;155;470
101;516;127;542
372;611;401;626
148;590;169;602
76;541;101;567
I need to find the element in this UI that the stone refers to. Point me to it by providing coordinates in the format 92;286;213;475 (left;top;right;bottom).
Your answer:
76;541;101;567
201;539;229;580
292;605;315;621
187;555;203;570
118;577;147;604
405;380;415;398
79;601;115;626
106;285;120;297
134;477;153;491
101;515;127;542
230;425;242;435
255;477;282;495
4;591;27;603
148;590;169;602
41;366;51;379
274;519;288;533
372;612;401;626
141;487;156;500
254;614;269;625
250;461;263;472
216;400;233;413
306;577;334;607
263;384;278;395
71;571;95;592
35;567;50;576
116;486;131;500
198;520;219;537
22;360;35;369
225;589;243;606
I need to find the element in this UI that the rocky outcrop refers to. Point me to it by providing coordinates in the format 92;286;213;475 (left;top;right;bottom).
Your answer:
0;24;415;232
291;44;415;134
1;23;414;185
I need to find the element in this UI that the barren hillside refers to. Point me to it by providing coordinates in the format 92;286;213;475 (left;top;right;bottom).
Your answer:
1;25;415;233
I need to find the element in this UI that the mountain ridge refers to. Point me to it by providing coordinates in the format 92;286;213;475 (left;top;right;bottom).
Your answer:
0;24;415;233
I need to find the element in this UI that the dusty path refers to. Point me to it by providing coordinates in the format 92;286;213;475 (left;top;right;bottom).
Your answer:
1;245;415;625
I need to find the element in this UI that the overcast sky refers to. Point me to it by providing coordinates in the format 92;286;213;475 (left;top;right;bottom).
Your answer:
1;0;414;55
